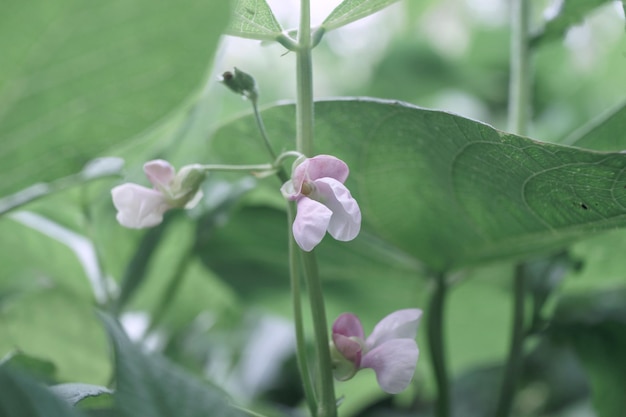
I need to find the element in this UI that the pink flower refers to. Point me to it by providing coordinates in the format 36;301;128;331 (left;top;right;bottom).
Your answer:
280;155;361;251
111;160;204;228
331;309;422;394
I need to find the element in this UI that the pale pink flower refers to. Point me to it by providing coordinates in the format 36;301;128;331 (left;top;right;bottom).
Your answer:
111;160;204;228
331;309;422;394
280;155;361;251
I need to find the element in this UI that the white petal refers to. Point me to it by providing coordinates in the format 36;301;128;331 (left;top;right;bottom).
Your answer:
361;339;419;394
366;309;422;349
313;178;361;242
292;198;332;251
295;155;349;183
111;183;170;228
280;179;299;200
143;160;175;188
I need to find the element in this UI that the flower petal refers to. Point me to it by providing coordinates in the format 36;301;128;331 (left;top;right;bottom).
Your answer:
111;183;170;228
292;197;332;251
144;159;175;189
293;155;349;184
333;313;365;339
361;339;419;394
366;309;422;349
332;333;363;367
312;178;361;242
280;179;299;200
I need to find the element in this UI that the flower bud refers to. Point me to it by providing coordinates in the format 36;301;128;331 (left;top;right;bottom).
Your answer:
220;67;258;101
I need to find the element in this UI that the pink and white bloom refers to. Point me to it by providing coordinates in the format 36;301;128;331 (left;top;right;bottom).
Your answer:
331;309;422;394
111;159;205;229
280;155;361;251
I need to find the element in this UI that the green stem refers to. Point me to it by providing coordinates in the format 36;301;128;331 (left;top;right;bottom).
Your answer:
296;0;314;156
427;272;450;417
301;251;336;417
508;0;531;136
250;99;289;183
200;163;274;172
494;265;527;417
287;202;318;416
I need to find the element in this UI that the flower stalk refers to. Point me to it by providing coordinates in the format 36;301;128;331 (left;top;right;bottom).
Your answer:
427;272;450;417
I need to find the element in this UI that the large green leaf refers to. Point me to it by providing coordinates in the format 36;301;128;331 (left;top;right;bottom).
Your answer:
100;313;245;417
0;0;230;197
209;99;626;271
226;0;284;41
321;0;401;31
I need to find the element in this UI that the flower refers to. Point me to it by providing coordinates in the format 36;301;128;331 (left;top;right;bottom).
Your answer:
111;159;205;228
280;155;361;251
330;309;422;394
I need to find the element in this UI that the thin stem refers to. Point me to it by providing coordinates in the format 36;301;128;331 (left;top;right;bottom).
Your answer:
427;272;450;417
287;202;318;416
301;251;336;417
296;0;314;156
508;0;531;136
494;265;527;417
250;99;289;183
199;163;274;172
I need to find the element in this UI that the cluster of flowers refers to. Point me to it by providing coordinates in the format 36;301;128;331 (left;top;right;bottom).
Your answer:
111;155;420;393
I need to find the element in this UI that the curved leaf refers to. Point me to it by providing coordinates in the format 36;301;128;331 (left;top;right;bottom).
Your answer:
210;98;626;270
227;0;283;41
322;0;401;31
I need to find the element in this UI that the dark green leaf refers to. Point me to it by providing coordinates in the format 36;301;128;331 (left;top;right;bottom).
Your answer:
532;0;614;47
0;1;230;196
322;0;401;31
551;289;626;417
99;313;246;417
210;99;626;270
227;0;284;41
0;351;57;383
0;367;84;417
51;383;113;407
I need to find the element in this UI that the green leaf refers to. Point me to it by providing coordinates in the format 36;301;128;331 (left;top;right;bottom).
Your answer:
322;0;401;31
0;367;84;417
0;0;230;197
227;0;284;41
50;383;113;407
564;100;626;151
210;98;626;270
0;351;57;383
551;289;626;417
99;313;246;417
532;0;614;47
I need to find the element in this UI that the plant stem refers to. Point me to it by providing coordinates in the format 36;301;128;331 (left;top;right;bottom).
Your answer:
287;202;318;416
494;265;527;417
250;99;289;183
427;272;450;417
199;163;274;172
301;250;336;417
508;0;531;136
296;0;314;156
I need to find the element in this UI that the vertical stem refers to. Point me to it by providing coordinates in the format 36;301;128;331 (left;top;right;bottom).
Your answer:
494;265;527;417
296;0;314;156
508;0;531;136
427;272;450;417
287;202;318;416
301;251;336;417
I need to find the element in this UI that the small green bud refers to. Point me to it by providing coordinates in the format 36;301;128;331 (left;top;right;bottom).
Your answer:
220;67;258;101
168;164;206;208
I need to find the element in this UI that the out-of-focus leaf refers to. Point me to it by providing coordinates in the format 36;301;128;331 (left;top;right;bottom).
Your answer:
99;313;246;417
227;0;283;41
551;289;626;417
321;0;401;31
51;383;113;407
0;157;123;216
0;351;57;383
0;1;230;196
210;98;626;271
0;367;84;417
565;101;626;151
532;0;614;47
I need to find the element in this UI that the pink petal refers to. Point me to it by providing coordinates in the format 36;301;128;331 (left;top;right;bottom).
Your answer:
111;183;170;228
361;339;419;394
332;333;362;366
293;155;349;185
292;198;332;251
144;159;175;188
366;309;422;350
280;179;300;201
312;178;361;242
333;313;365;339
